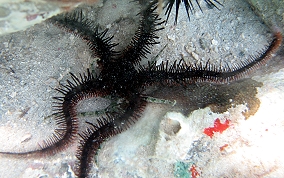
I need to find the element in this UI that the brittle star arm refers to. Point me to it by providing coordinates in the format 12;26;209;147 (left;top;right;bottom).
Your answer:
48;11;118;67
0;70;107;156
119;1;164;65
75;93;147;178
138;32;282;86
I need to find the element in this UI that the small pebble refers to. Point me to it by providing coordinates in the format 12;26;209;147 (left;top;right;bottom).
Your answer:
167;34;175;41
212;39;218;45
21;133;32;143
0;6;11;18
191;51;199;60
10;91;17;98
185;42;195;54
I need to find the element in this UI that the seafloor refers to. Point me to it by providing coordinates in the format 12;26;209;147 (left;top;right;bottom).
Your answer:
0;0;284;177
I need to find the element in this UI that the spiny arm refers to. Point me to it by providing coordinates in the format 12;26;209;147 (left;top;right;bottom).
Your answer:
120;1;164;65
138;32;282;86
75;94;146;177
48;11;118;63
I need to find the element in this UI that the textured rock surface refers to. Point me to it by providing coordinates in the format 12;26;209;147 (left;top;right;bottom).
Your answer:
0;0;103;35
245;0;284;33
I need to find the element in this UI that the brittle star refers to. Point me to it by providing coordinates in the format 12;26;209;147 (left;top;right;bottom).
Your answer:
0;1;282;177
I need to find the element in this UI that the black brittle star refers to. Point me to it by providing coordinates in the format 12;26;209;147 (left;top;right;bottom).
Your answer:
0;0;282;178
